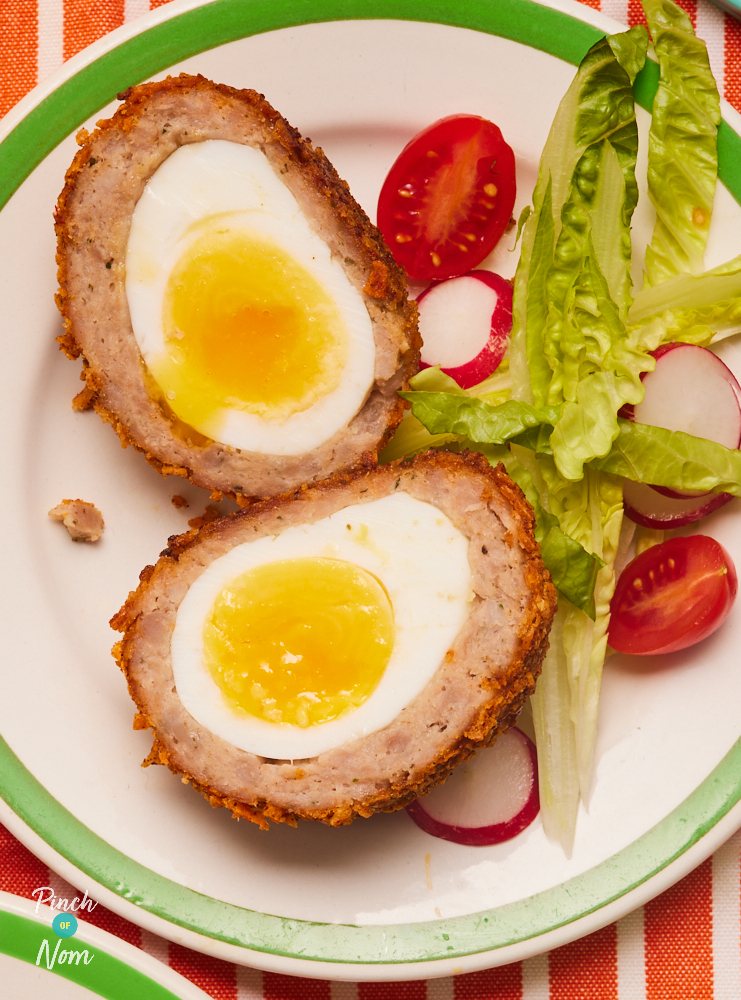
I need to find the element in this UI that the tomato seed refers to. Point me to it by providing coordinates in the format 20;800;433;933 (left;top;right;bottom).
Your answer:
430;252;442;267
395;233;412;243
633;578;643;591
484;183;498;197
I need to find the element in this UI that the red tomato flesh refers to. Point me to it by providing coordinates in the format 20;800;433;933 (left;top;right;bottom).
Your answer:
608;536;737;656
377;115;517;282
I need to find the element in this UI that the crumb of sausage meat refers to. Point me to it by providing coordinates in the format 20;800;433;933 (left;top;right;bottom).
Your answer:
171;495;189;509
48;499;104;542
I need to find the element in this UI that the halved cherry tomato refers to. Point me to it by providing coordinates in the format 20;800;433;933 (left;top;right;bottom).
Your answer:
377;115;516;282
608;536;737;656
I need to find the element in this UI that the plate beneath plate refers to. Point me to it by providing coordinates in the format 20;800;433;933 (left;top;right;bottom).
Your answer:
2;0;741;980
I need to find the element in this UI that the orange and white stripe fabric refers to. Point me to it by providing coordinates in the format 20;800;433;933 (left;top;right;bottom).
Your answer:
3;0;741;997
2;819;741;998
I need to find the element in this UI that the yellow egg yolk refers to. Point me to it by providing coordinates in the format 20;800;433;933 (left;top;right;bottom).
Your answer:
152;225;348;435
203;557;395;728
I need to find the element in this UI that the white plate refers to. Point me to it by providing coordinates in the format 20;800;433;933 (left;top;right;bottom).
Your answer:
2;0;741;981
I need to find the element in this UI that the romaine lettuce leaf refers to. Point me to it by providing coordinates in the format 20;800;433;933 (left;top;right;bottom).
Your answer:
378;368;465;463
592;419;741;493
536;463;624;796
629;251;741;347
642;0;721;286
510;29;649;478
546;246;653;479
530;604;580;854
510;28;648;406
495;447;603;617
399;392;558;443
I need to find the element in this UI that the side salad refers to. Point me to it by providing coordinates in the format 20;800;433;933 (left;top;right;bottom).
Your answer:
379;0;741;851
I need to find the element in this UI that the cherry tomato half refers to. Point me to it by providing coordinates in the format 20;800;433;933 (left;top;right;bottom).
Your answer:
608;535;737;656
377;115;517;282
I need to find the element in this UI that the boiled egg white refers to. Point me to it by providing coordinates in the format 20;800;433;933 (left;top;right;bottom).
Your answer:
171;493;473;759
125;140;376;455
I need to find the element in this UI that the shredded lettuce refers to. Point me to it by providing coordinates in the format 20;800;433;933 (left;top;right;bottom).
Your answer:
642;0;721;286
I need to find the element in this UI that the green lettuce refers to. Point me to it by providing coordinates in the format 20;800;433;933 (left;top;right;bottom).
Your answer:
399;392;558;444
509;29;650;479
531;604;580;853
546;245;653;479
509;28;649;405
493;446;603;617
535;461;624;797
629;252;741;347
403;388;741;497
378;368;464;463
642;0;721;286
592;419;741;493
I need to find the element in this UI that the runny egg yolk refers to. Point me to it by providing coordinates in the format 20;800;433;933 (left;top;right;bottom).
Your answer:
152;225;348;433
203;557;395;728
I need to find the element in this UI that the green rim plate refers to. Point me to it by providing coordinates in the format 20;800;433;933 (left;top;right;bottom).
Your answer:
3;0;741;969
0;907;190;999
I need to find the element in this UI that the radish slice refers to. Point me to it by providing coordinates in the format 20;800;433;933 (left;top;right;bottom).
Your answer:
623;478;731;529
633;343;741;499
406;727;539;846
417;270;512;389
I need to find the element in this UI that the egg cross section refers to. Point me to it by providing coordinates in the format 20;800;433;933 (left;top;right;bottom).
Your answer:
204;557;395;728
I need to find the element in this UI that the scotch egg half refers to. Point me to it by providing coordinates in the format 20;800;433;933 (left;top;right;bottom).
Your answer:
113;452;557;829
56;76;419;499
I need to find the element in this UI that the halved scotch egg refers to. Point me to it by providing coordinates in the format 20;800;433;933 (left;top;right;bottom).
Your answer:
112;451;557;829
55;75;419;499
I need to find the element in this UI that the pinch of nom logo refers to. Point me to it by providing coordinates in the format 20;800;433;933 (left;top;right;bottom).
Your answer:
31;886;97;970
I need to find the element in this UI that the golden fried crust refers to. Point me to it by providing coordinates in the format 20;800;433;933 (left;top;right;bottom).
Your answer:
55;74;420;502
112;450;557;829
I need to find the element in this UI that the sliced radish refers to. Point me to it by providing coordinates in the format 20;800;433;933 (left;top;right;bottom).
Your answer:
632;343;741;499
623;478;731;529
406;727;538;846
417;270;512;389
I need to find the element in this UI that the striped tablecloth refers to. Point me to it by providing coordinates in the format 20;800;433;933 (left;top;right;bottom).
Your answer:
3;1;741;997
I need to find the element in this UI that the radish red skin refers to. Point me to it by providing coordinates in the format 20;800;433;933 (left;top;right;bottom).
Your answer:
405;728;540;846
623;480;732;530
417;271;513;389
